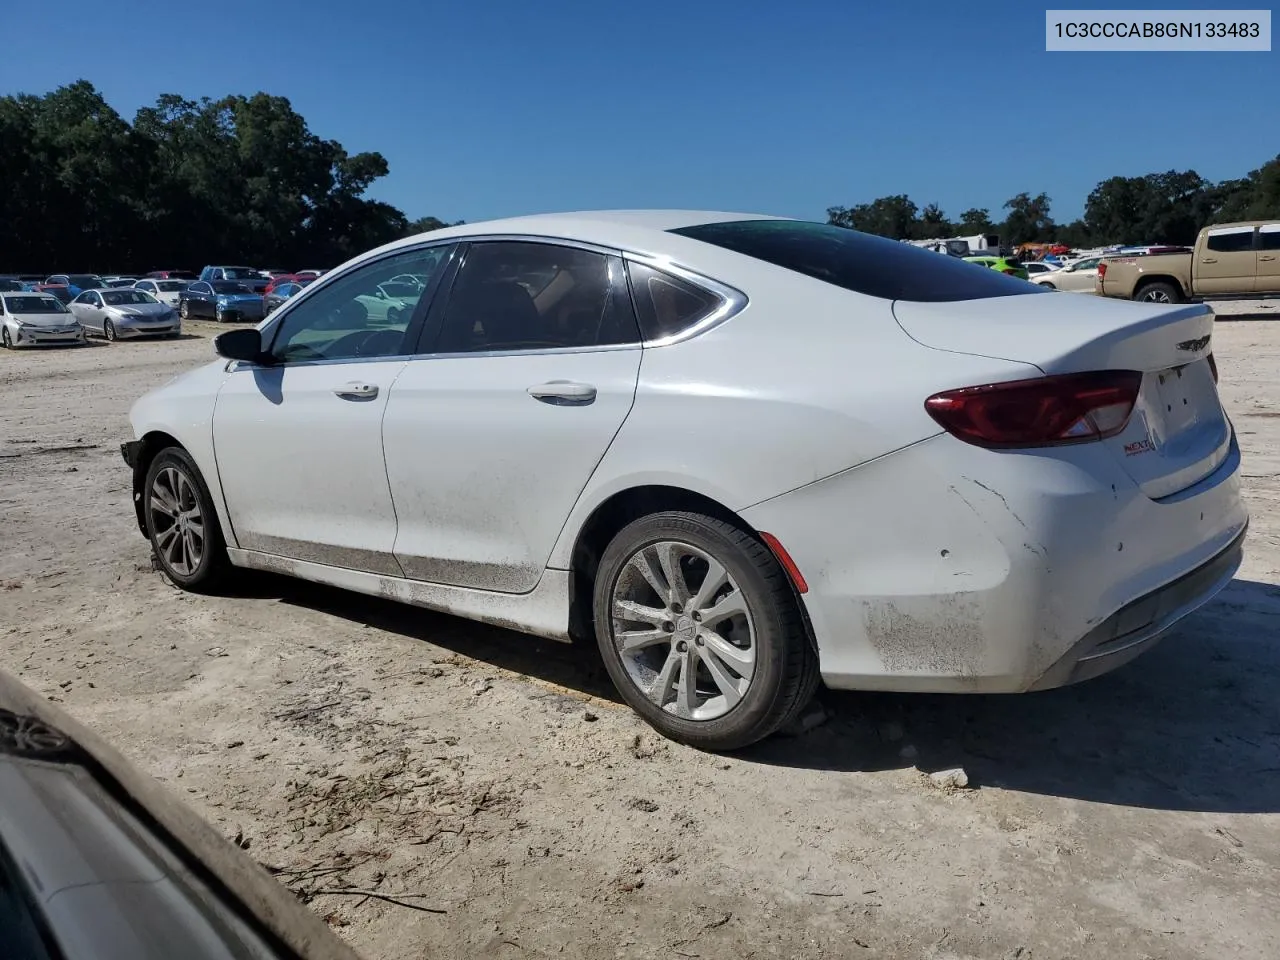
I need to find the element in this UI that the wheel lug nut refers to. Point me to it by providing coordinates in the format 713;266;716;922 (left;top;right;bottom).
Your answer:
691;612;701;622
670;602;682;614
662;621;675;633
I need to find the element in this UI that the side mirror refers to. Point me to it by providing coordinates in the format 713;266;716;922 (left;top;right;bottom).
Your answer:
214;327;268;364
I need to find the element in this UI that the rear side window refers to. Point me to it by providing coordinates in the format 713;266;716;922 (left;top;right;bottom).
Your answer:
625;261;724;341
670;219;1044;302
1206;229;1255;253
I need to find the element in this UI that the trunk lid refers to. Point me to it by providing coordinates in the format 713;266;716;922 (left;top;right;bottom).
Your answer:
894;295;1231;500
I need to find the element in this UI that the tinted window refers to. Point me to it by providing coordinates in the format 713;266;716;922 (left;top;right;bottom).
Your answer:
435;242;638;353
268;246;449;363
212;281;254;294
1259;227;1280;251
103;290;157;306
218;267;258;279
625;261;724;341
3;296;67;314
1206;229;1254;253
670;219;1044;302
68;275;103;288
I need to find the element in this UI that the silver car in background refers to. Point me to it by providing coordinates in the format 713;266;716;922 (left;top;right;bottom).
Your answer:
69;288;181;341
0;292;85;348
134;278;189;311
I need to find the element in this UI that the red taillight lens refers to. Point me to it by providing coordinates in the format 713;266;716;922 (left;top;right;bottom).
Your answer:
1208;353;1218;383
1097;262;1108;278
925;371;1143;449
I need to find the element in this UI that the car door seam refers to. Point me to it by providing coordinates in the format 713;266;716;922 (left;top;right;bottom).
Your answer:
380;360;413;577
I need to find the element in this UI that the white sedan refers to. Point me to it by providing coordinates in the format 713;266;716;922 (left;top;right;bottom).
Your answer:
121;211;1248;750
1033;256;1105;292
1;292;85;348
1023;261;1061;277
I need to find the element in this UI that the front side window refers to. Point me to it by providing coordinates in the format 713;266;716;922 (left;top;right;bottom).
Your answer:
1259;225;1280;251
268;245;451;363
1206;229;1255;253
435;242;638;353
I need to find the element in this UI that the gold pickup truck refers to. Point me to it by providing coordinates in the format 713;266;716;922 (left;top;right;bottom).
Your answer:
1096;220;1280;303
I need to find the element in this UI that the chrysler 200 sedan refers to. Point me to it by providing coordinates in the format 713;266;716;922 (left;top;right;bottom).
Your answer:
121;211;1248;750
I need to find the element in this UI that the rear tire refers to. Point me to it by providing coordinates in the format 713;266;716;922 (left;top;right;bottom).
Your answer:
1037;281;1057;290
180;301;190;320
1134;281;1183;304
143;447;232;592
593;511;819;751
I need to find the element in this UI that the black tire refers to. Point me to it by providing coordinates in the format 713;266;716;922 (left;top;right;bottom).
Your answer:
1134;280;1184;304
593;511;819;751
1;327;11;348
1038;280;1057;290
104;319;118;341
180;301;190;320
143;446;232;592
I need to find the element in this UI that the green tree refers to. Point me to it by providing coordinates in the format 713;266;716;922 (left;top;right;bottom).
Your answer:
1001;192;1055;244
828;194;919;239
913;202;952;239
957;208;995;234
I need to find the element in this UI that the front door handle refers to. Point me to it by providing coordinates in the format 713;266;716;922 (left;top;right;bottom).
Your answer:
334;381;379;400
1201;258;1218;264
527;381;597;405
1260;255;1277;262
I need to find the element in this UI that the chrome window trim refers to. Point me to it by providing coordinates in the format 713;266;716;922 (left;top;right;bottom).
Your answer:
621;251;748;347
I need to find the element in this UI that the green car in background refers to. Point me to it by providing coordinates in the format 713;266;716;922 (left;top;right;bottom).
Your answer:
963;255;1030;281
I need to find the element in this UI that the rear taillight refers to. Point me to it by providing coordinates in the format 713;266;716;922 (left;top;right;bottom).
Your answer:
1097;262;1108;278
1208;353;1218;383
925;371;1143;449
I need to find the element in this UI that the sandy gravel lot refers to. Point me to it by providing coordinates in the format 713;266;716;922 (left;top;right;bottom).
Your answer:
2;314;1278;960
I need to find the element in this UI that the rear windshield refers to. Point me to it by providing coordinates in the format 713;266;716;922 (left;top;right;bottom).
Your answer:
219;267;259;280
670;220;1044;302
154;280;188;291
213;281;254;294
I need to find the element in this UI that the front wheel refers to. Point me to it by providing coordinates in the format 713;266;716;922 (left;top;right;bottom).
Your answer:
1037;280;1057;290
180;301;190;320
1;327;11;348
104;319;118;341
144;447;232;592
593;511;819;751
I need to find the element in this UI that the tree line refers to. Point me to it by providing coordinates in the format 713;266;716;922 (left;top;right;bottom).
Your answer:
0;81;458;273
3;80;1277;271
827;156;1280;249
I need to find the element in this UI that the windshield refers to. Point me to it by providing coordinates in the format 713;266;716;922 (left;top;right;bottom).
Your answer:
4;295;68;314
103;290;159;306
220;268;258;280
671;220;1043;303
68;275;104;288
155;280;188;291
213;281;254;294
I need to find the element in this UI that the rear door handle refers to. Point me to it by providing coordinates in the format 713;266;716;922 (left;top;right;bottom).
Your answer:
334;381;379;400
527;381;597;405
1260;255;1277;262
1201;258;1218;264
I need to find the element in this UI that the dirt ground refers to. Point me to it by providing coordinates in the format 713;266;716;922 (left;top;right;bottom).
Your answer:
2;315;1278;960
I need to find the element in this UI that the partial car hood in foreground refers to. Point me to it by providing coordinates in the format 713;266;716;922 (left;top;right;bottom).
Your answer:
0;670;361;960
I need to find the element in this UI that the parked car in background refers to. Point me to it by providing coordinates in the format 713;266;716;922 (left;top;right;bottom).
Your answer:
1033;256;1105;292
134;278;190;310
45;274;106;297
295;269;326;279
1023;261;1061;277
102;276;140;288
146;269;198;281
1;292;85;348
122;211;1247;751
263;273;301;295
1096;221;1280;303
180;280;266;322
69;288;180;341
0;276;25;291
262;277;314;314
963;255;1030;281
35;283;73;304
198;265;269;293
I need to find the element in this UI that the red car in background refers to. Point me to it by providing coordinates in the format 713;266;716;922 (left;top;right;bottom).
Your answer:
145;270;198;281
35;284;73;304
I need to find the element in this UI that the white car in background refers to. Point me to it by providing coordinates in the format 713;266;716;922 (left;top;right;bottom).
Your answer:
1033;255;1106;292
134;278;189;311
1023;261;1061;278
0;292;85;348
121;211;1247;750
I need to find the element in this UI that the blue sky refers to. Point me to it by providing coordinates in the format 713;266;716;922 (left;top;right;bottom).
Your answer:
1;1;1274;224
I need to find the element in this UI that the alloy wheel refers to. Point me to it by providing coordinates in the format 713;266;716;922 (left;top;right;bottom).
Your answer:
104;320;117;341
149;466;205;577
1141;289;1172;303
610;540;756;721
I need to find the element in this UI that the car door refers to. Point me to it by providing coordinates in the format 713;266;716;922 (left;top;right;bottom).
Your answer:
1196;226;1258;295
1256;224;1280;294
1057;257;1099;292
210;244;452;574
185;282;211;317
70;291;104;333
382;239;643;593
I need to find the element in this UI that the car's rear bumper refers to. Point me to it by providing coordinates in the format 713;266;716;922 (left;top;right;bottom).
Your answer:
740;428;1249;693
